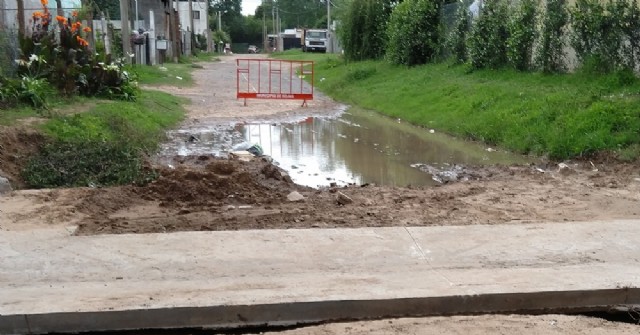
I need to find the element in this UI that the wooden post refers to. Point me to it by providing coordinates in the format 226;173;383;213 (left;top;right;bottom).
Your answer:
81;0;95;52
101;12;111;56
187;0;193;55
169;0;178;62
56;0;63;16
0;0;6;31
17;0;25;37
120;0;131;63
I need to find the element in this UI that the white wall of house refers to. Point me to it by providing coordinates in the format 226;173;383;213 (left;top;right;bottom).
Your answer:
174;0;208;35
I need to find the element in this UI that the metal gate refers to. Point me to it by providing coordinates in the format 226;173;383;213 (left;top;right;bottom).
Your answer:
236;59;314;106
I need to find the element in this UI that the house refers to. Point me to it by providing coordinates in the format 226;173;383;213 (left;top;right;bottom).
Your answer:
174;0;208;35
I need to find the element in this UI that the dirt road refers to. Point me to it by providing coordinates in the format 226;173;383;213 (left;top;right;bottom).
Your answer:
1;54;639;332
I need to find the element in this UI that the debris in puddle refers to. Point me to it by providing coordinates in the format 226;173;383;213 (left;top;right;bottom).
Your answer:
336;191;353;205
291;165;298;169
187;135;199;143
429;129;435;134
230;151;254;162
410;163;484;183
557;162;574;175
287;191;305;202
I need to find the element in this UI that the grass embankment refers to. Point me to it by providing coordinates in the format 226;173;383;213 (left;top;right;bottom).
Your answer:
4;54;218;188
275;50;640;160
22;91;185;188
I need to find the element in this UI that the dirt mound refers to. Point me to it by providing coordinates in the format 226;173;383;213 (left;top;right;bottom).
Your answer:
72;156;305;235
0;126;46;188
142;158;292;207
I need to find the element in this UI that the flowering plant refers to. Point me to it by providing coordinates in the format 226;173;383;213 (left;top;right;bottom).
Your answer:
17;0;137;100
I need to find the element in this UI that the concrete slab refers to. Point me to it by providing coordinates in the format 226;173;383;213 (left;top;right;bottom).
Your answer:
1;220;640;334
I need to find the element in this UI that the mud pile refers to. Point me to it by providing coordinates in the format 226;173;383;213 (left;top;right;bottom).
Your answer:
140;157;298;208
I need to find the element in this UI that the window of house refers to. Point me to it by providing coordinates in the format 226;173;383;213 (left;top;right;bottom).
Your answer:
193;11;200;19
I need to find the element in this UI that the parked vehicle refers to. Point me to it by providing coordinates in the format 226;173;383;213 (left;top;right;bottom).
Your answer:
303;29;328;53
248;45;259;54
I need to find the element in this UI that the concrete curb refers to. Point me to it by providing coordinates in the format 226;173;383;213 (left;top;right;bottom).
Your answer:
3;288;639;334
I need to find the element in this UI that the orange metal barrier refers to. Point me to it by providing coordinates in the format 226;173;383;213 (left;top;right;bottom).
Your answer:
236;59;314;106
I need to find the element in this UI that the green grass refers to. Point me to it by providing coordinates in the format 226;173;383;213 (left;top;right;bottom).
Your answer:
131;63;196;86
22;90;186;188
272;49;340;62
0;96;90;126
274;53;640;160
131;52;220;87
42;90;185;148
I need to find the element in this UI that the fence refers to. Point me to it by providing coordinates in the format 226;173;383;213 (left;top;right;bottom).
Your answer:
236;59;315;106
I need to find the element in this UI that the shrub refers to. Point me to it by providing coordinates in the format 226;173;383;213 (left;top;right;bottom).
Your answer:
621;0;640;69
22;140;156;188
338;0;391;61
468;0;510;69
506;0;538;71
447;2;472;64
535;0;568;73
386;0;442;66
569;0;626;73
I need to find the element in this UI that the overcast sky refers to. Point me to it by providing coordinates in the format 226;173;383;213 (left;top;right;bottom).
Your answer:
242;0;262;16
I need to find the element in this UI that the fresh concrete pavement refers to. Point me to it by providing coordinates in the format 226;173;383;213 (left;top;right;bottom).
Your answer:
1;220;639;334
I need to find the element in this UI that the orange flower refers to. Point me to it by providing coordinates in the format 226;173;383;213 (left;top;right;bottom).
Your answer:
76;36;89;47
83;27;92;33
55;15;66;24
71;11;78;17
71;21;82;32
41;0;48;6
32;11;43;19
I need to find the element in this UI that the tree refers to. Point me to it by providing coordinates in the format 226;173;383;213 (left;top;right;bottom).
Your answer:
506;0;537;71
535;0;568;73
386;0;442;66
277;0;326;28
92;0;121;19
338;0;391;61
468;0;510;69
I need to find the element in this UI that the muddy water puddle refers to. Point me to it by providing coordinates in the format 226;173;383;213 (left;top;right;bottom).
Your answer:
159;108;529;188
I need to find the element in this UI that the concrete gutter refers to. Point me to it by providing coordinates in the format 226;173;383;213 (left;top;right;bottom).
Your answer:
1;221;640;333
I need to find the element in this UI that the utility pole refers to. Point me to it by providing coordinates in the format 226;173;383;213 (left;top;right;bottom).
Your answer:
262;0;266;52
326;0;330;30
120;0;131;63
16;0;24;37
186;0;193;56
326;0;331;53
169;0;178;62
188;0;193;32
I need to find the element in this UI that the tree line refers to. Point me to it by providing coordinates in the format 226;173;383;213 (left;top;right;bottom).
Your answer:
338;0;640;75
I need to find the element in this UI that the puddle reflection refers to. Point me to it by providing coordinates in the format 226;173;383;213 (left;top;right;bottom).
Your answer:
235;109;528;187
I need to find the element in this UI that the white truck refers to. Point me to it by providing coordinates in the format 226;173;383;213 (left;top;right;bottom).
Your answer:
303;29;328;53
